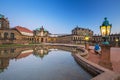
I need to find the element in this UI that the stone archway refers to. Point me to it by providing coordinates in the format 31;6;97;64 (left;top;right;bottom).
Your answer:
41;38;43;42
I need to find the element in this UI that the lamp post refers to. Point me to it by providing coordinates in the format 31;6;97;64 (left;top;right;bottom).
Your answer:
100;17;112;45
99;17;113;70
115;38;119;47
85;35;89;50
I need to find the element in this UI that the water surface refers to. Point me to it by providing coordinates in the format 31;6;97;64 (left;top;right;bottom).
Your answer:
0;46;93;80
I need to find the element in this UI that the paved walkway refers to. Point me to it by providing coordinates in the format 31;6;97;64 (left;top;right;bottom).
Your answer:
87;46;120;73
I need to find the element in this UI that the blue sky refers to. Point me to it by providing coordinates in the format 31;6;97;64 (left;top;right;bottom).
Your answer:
0;0;120;34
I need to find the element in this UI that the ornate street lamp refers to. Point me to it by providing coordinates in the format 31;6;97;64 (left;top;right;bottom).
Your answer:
99;18;112;67
84;35;89;50
115;38;119;42
100;17;112;45
85;36;89;41
115;38;119;47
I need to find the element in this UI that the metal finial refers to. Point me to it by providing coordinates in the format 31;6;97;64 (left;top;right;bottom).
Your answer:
104;17;107;20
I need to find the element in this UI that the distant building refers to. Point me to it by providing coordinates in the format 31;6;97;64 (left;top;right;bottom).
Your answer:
0;14;10;30
13;26;34;43
93;33;120;46
56;34;72;43
0;14;34;44
33;26;49;43
72;26;93;44
1;14;119;46
53;26;93;44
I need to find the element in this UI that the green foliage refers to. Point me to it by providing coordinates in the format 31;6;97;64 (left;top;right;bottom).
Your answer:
0;44;30;48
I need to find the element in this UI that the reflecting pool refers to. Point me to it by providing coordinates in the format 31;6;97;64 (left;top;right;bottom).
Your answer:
0;46;93;80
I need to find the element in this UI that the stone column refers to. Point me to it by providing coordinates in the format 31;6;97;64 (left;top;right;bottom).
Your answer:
99;45;113;70
85;41;89;50
115;42;119;47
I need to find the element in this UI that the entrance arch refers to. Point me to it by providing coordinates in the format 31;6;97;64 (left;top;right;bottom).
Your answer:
41;38;43;42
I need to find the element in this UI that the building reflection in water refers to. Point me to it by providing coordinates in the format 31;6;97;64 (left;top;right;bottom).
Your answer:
0;45;86;73
0;46;54;73
0;58;9;73
0;48;19;73
33;46;49;59
0;47;33;73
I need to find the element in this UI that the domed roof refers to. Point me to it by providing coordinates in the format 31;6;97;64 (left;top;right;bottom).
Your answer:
35;26;49;32
35;26;44;31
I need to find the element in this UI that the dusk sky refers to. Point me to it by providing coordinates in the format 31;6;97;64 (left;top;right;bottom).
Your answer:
0;0;120;34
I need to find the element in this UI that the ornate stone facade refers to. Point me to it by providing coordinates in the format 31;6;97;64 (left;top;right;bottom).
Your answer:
93;34;120;46
0;14;34;44
2;14;119;46
33;26;49;43
72;26;93;44
0;14;9;30
56;34;72;43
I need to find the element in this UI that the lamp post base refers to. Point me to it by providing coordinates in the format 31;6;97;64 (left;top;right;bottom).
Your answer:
100;45;113;70
85;44;89;50
102;41;109;45
115;42;118;47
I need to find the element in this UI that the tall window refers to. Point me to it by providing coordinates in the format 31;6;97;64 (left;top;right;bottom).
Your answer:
4;32;8;39
10;33;15;40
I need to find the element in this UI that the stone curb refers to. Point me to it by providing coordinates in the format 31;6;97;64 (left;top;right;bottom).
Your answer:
73;53;120;80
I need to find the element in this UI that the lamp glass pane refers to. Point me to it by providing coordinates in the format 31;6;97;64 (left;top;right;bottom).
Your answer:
107;26;111;35
85;36;89;41
101;26;106;37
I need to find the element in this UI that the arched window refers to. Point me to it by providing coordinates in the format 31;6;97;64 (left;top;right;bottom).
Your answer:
4;32;8;39
41;38;43;42
10;33;15;40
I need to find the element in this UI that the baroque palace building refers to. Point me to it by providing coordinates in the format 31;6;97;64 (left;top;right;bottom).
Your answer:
54;26;93;44
0;14;93;44
1;14;119;45
72;26;93;44
0;14;52;44
0;14;34;44
93;34;120;46
33;26;49;43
